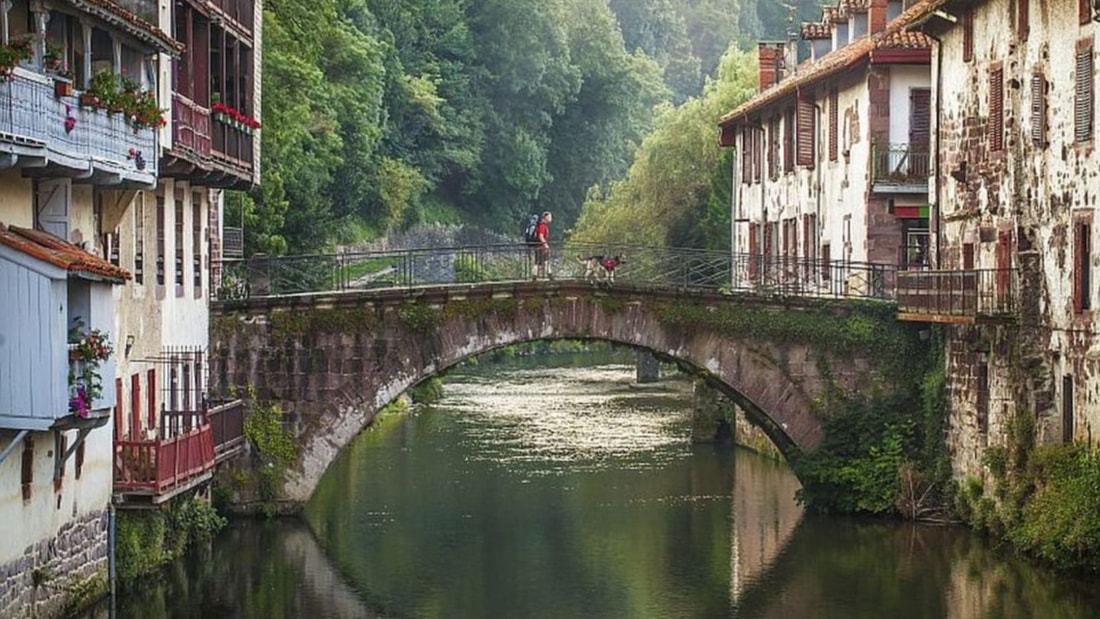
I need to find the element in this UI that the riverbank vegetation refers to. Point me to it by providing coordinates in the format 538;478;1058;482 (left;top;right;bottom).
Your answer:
116;496;227;580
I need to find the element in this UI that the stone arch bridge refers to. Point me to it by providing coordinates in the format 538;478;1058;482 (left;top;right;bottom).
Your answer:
210;281;917;508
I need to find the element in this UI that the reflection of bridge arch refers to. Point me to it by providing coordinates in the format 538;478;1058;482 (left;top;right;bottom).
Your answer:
211;282;903;508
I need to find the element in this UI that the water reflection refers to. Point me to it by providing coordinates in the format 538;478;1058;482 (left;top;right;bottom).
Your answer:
84;359;1100;618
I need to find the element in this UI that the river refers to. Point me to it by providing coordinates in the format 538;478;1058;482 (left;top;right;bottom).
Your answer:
92;355;1100;618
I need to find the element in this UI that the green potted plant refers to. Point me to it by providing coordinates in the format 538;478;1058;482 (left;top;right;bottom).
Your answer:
0;34;34;80
87;68;120;111
67;318;113;418
44;41;74;97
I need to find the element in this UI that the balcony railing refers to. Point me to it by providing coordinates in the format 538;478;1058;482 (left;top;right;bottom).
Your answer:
896;269;1016;323
208;0;255;33
208;399;247;461
171;93;211;158
872;143;930;188
114;424;215;501
0;69;157;185
211;116;254;171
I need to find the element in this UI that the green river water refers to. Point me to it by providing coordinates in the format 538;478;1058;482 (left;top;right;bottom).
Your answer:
93;357;1100;618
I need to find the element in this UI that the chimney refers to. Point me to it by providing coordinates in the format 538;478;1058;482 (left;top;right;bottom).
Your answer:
757;42;784;91
869;0;889;34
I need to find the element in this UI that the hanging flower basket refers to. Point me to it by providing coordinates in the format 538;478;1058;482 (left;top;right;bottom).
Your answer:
67;318;113;418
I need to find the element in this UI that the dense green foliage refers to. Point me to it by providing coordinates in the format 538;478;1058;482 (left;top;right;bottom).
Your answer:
243;394;299;515
232;0;825;254
116;497;227;580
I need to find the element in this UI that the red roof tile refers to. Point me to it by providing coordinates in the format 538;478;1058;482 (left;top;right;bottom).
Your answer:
719;0;947;128
0;223;130;283
801;22;832;40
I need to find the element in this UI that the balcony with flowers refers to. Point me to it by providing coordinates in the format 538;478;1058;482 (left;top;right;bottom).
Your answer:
0;2;182;186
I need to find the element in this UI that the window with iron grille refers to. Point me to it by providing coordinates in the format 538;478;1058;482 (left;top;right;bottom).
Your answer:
989;65;1004;151
135;197;144;284
156;195;165;286
1076;41;1094;144
829;90;838;162
175;194;185;289
1031;72;1047;147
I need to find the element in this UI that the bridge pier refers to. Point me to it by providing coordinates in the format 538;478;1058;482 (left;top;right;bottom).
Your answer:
635;350;660;384
692;380;731;444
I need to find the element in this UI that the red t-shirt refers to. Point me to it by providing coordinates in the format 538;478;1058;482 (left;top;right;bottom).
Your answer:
535;221;549;244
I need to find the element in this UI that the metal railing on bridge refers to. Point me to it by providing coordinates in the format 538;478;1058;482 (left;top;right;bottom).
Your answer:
213;243;897;303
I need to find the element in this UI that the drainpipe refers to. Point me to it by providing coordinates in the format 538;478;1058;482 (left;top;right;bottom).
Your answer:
730;138;739;288
925;30;944;269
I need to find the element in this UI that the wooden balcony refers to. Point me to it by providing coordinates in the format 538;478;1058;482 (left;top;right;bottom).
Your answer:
113;399;247;506
208;0;255;36
896;269;1016;324
872;143;930;194
0;69;157;187
171;93;211;160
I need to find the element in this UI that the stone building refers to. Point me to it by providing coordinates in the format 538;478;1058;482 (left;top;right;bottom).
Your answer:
0;0;257;613
718;0;933;291
896;0;1100;478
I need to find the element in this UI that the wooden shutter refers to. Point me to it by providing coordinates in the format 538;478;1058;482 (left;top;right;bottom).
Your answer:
1031;73;1047;146
1081;0;1092;25
784;108;796;172
147;369;157;430
741;128;751;182
1076;43;1094;144
768;117;779;179
130;373;141;440
753;128;762;183
797;98;816;168
963;10;974;63
829;90;838;162
989;66;1004;151
1018;0;1029;41
910;89;931;150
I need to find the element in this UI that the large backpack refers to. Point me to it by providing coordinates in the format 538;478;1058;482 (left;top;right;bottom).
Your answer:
523;213;540;245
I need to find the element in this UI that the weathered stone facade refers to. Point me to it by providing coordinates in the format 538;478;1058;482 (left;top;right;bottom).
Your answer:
210;283;911;507
720;0;932;275
928;0;1100;479
0;509;108;618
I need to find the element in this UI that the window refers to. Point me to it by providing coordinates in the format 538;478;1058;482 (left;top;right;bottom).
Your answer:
829;90;838;162
753;128;762;183
1018;0;1029;41
783;108;796;173
989;65;1004;152
1081;0;1092;25
976;362;989;433
1063;375;1075;443
797;98;816;168
1076;41;1094;144
963;242;975;269
134;197;144;285
21;439;33;501
741;128;751;182
768;117;780;179
192;193;203;295
147;370;157;431
1031;73;1047;147
156;195;165;286
963;9;974;62
175;190;185;291
821;243;831;281
1074;219;1091;312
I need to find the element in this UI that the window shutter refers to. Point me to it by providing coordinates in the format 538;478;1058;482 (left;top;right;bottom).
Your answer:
1076;44;1094;144
829;90;838;162
797;98;816;168
784;109;796;172
963;10;974;62
1081;0;1092;25
989;67;1004;151
741;128;751;182
1031;73;1047;146
910;89;931;147
753;128;762;182
1018;0;1029;41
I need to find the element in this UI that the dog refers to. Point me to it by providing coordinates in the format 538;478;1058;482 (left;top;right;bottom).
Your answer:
577;254;625;286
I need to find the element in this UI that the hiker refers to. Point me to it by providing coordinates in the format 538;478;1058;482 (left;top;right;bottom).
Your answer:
533;211;552;281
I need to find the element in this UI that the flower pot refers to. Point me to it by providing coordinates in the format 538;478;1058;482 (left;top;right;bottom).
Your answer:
79;92;98;108
54;78;73;98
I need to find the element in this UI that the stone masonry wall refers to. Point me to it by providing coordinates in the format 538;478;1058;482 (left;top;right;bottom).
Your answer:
0;509;108;618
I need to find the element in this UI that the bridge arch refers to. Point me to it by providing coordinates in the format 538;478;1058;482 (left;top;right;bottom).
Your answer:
210;282;908;508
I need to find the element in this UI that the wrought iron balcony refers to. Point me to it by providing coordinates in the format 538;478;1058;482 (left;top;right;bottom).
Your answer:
896;269;1016;323
0;69;157;186
872;143;930;193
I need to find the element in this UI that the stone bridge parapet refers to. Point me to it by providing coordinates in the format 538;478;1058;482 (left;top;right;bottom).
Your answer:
210;281;916;507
